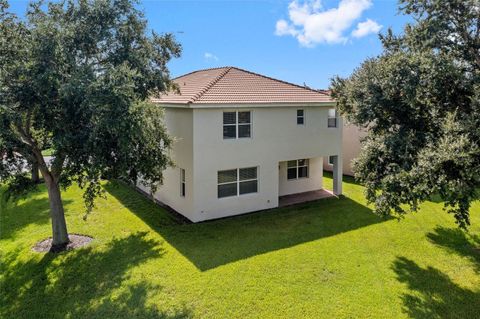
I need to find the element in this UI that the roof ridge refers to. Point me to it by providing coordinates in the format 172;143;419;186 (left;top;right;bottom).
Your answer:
229;66;329;96
189;67;233;103
316;89;331;96
173;66;232;81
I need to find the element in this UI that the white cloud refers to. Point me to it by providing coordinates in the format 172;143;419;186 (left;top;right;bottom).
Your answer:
204;52;219;61
352;18;382;38
275;19;298;36
275;0;380;46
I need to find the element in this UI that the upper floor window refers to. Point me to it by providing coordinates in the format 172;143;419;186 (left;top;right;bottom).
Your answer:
328;108;337;128
223;111;251;139
218;167;258;198
297;109;304;125
287;159;309;180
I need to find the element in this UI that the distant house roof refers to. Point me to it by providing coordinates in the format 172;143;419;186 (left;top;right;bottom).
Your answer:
152;66;333;105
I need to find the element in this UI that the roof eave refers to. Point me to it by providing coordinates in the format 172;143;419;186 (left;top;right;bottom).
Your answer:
151;101;192;108
154;101;336;108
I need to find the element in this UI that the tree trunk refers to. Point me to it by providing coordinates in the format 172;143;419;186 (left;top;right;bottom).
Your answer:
15;125;69;250
44;177;69;249
33;149;69;250
31;161;40;183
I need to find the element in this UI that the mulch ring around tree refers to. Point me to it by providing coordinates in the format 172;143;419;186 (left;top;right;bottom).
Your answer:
33;234;93;253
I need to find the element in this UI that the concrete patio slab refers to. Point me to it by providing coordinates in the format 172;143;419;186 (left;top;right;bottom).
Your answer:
279;189;335;207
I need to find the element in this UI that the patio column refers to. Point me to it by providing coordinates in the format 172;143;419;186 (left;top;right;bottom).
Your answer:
332;154;342;195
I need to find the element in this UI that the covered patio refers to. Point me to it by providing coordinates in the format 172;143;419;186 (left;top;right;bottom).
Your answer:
279;189;335;207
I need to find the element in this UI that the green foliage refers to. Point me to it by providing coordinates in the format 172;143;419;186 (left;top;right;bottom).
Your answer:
331;0;480;228
1;173;38;203
0;0;180;213
41;148;54;156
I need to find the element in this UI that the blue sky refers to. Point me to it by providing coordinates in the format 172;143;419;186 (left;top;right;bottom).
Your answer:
8;0;410;89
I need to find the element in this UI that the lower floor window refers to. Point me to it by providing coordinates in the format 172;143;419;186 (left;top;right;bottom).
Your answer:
218;167;258;198
328;156;335;166
287;159;309;180
180;168;186;197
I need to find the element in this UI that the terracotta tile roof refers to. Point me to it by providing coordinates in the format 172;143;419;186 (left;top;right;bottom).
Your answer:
152;66;333;105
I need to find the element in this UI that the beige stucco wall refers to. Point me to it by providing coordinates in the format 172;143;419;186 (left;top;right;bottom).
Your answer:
139;104;343;222
190;105;341;222
324;122;366;177
137;107;196;220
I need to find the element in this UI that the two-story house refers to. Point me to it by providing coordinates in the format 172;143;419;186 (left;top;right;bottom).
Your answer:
137;66;343;222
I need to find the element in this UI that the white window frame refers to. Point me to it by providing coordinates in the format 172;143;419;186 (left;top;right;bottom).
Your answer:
180;168;185;197
217;166;258;198
287;159;309;180
297;109;305;125
328;108;337;128
223;110;252;139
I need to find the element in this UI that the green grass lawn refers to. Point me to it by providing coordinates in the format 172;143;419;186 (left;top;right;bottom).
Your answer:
40;148;54;156
1;175;479;319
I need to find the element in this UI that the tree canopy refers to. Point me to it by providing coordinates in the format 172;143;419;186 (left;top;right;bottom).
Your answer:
331;0;479;228
0;0;181;248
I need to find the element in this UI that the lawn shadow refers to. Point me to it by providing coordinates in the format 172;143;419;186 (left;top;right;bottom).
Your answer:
425;190;479;204
104;181;388;271
392;256;480;319
428;194;444;203
0;187;73;240
0;232;192;319
426;226;480;273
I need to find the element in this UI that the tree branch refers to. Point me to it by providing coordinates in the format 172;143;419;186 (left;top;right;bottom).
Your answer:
11;122;34;147
12;117;57;184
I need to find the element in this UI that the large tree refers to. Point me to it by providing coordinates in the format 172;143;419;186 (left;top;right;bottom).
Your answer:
0;0;181;249
331;0;479;228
